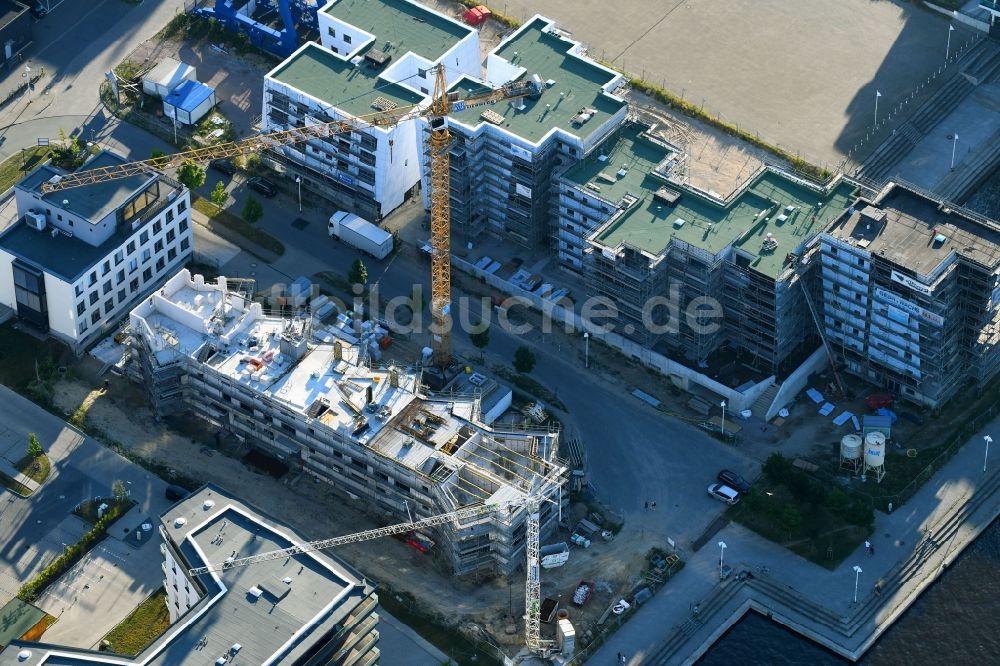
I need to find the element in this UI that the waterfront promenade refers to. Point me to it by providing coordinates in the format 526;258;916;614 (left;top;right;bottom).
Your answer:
589;422;1000;664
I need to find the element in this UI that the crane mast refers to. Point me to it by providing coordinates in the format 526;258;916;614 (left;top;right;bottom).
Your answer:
427;65;453;368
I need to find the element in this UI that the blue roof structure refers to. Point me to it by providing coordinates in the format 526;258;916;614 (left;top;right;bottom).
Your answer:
164;79;215;112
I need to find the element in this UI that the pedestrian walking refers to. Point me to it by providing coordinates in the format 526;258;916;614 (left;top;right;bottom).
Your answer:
617;652;624;664
644;501;649;510
865;540;872;556
870;544;875;556
651;501;657;510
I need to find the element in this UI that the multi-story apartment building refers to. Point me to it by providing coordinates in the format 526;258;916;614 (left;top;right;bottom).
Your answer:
128;269;566;576
562;121;857;374
0;150;192;351
818;182;1000;407
421;15;628;248
263;0;479;221
0;483;380;666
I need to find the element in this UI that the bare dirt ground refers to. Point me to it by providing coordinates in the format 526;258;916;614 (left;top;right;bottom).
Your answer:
50;366;660;652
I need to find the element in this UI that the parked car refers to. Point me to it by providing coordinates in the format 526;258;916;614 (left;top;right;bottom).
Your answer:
248;176;277;197
30;2;48;19
165;485;189;502
210;159;237;176
707;483;740;505
717;469;750;494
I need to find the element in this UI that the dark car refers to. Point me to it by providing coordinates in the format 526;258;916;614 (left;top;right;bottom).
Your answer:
717;469;750;495
247;176;277;198
30;2;48;19
210;159;237;176
165;485;189;502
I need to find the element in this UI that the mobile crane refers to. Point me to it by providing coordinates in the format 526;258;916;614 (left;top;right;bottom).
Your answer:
187;495;558;657
41;65;542;369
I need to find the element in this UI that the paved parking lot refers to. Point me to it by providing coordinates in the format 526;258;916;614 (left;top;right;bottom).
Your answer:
493;0;970;166
0;385;173;646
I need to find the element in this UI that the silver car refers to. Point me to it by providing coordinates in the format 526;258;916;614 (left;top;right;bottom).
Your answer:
707;483;740;505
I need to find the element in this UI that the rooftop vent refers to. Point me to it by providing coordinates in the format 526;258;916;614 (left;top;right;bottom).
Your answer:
364;50;391;68
248;586;263;599
934;233;947;244
571;107;598;127
480;109;505;125
654;186;681;206
674;218;686;229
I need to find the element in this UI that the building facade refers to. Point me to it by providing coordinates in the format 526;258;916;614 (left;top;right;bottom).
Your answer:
128;270;566;577
421;15;628;249
262;0;479;221
0;1;31;69
818;183;1000;407
0;151;192;351
1;483;380;666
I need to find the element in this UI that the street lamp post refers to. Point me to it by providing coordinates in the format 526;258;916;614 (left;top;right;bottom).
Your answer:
951;133;959;170
295;175;302;213
946;24;954;61
852;565;863;603
984;435;992;473
23;65;30;101
583;331;590;368
718;540;727;577
720;400;727;437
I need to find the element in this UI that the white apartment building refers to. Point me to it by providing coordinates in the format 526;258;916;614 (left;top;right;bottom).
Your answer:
262;0;480;221
419;15;629;248
0;151;192;351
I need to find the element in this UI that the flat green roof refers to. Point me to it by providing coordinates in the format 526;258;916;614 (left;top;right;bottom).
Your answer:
323;0;471;61
449;18;626;144
269;43;425;119
584;126;857;278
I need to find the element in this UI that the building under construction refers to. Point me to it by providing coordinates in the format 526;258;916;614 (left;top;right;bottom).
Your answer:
817;182;1000;407
127;269;566;576
561;120;857;374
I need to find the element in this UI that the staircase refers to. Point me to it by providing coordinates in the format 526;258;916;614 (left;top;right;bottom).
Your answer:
750;380;779;419
960;39;1000;85
935;125;1000;203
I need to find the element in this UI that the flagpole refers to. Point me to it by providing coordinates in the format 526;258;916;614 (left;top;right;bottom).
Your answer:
875;90;881;127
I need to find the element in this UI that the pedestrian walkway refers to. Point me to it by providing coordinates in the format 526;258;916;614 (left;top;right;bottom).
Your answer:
588;419;1000;665
0;458;38;495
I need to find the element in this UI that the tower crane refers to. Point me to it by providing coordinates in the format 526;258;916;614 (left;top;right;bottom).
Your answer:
187;495;557;657
41;65;542;368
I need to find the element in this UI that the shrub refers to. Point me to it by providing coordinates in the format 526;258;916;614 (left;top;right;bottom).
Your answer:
763;452;791;485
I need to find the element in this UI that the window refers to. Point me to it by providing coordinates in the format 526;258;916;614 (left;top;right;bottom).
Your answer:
114;250;124;265
142;268;152;282
418;68;427;78
155;257;165;272
344;34;351;44
74;284;83;297
167;248;177;262
127;241;136;254
118;289;126;302
129;278;139;292
420;87;428;94
102;261;111;275
104;300;114;315
332;47;338;54
128;258;138;274
102;281;112;295
179;219;188;233
152;221;162;234
180;238;190;251
166;229;175;243
141;249;151;263
78;321;88;335
76;302;85;316
177;200;187;213
166;210;174;223
327;27;335;37
89;291;99;305
140;231;149;244
88;271;97;286
154;240;163;253
116;269;124;283
91;311;100;324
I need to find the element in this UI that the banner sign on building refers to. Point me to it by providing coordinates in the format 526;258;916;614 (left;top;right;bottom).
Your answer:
874;286;944;328
891;270;933;296
515;183;532;198
510;144;532;162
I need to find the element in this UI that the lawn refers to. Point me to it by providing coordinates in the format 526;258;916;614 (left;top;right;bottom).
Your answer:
192;195;285;256
0;321;66;392
74;498;134;526
102;588;171;656
14;453;50;485
0;146;51;192
727;454;873;569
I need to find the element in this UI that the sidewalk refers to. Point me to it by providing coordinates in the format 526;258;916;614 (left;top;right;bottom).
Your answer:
0;458;39;496
588;420;1000;665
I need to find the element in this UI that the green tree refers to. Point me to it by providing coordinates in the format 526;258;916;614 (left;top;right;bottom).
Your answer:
470;325;490;360
241;196;263;224
780;505;801;536
150;149;166;160
210;180;227;209
513;346;536;374
177;160;206;191
244;152;261;173
26;432;43;459
762;452;791;485
348;258;368;286
112;479;128;501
